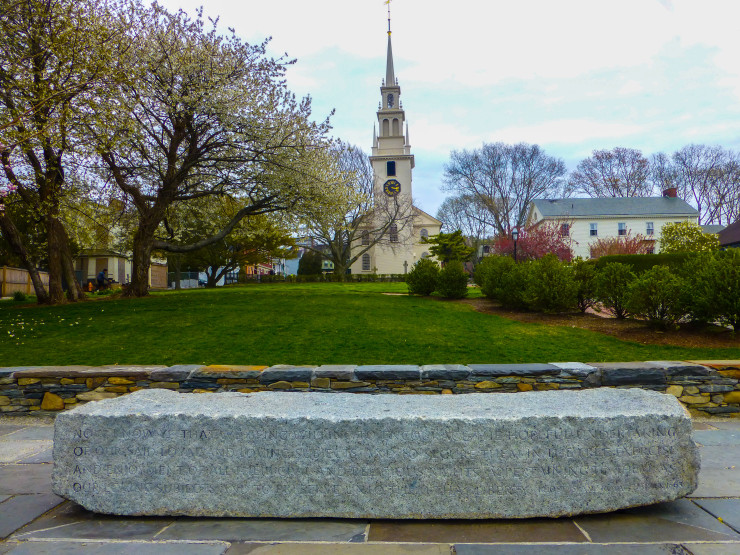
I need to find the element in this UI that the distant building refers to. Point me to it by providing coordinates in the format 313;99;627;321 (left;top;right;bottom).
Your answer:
527;190;699;259
719;221;740;249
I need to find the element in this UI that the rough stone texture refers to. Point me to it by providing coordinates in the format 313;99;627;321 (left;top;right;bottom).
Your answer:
259;365;316;384
355;365;421;380
596;363;667;386
420;365;471;380
469;363;559;377
52;388;699;519
150;365;203;382
313;365;357;380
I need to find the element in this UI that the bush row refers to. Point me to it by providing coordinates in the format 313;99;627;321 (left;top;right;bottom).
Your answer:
406;259;469;299
243;273;407;283
474;252;740;330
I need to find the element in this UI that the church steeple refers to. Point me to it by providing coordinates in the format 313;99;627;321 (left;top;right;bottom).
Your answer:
385;34;395;87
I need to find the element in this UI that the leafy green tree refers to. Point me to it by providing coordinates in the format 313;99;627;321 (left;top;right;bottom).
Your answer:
573;258;597;313
406;258;439;296
475;255;529;309
594;262;635;319
626;265;686;329
436;261;468;299
423;230;474;264
297;250;323;275
659;221;719;253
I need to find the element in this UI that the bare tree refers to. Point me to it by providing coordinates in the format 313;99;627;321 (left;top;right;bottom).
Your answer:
300;142;414;275
443;142;567;237
652;145;740;225
435;194;494;255
569;147;653;198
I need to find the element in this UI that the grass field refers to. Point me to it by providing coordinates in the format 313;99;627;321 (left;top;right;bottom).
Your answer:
2;282;740;366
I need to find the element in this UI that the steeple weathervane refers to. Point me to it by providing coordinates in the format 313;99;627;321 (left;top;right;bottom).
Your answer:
385;0;392;35
384;1;395;87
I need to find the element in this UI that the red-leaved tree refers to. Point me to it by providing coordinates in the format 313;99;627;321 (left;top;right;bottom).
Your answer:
589;234;654;258
491;222;573;261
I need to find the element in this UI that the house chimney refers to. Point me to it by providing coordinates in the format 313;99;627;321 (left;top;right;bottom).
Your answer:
662;187;678;198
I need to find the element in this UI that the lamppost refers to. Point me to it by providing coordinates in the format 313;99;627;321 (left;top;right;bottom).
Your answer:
512;228;519;262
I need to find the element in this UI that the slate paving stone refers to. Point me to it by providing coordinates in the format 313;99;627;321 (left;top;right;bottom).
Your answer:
157;518;369;542
0;426;24;438
16;450;53;464
454;545;691;555
682;544;740;555
692;499;740;533
0;494;64;538
226;544;451;554
710;421;740;431
11;502;174;541
0;465;52;495
574;499;740;543
367;519;586;543
691;467;740;498
4;541;230;555
0;442;51;464
692;422;719;431
2;428;53;441
693;430;740;446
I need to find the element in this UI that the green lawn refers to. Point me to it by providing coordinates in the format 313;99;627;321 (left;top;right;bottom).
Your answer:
1;283;739;366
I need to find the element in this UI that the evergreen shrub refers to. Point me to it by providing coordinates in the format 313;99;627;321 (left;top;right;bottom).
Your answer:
573;258;597;313
436;261;469;299
524;254;577;313
594;253;692;274
626;265;687;329
594;262;635;319
406;258;439;296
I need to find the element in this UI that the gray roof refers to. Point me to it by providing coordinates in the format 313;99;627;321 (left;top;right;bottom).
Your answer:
701;224;726;235
532;197;698;218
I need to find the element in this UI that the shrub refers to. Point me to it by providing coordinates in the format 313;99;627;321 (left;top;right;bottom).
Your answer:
572;258;597;313
524;254;577;313
476;255;527;308
594;262;635;319
406;258;439;296
589;234;652;258
660;221;720;253
12;291;27;301
436;261;468;299
688;251;740;330
626;265;687;329
594;253;694;274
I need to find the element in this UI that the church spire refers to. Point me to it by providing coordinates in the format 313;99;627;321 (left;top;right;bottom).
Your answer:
385;0;395;86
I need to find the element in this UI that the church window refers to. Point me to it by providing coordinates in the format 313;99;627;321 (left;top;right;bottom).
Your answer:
361;231;370;246
420;228;428;240
362;254;371;271
392;118;400;135
382;119;390;136
386;161;396;176
389;224;398;243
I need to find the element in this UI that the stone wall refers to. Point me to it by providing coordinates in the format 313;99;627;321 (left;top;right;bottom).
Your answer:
1;361;739;417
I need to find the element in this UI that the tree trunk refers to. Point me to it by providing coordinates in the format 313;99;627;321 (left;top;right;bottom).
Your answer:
127;222;156;297
173;256;181;290
0;212;50;304
45;215;67;304
206;266;218;288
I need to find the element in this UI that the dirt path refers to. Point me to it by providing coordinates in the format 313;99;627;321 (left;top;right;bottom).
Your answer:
460;298;739;349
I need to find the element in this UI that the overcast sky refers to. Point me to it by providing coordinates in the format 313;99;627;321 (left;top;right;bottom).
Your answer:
157;0;740;215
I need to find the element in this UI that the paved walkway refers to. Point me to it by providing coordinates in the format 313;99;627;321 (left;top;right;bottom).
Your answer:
0;416;738;554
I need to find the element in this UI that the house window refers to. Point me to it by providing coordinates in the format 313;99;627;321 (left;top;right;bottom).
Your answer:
646;222;654;236
559;223;570;237
482;245;490;254
618;223;627;236
590;223;598;237
361;231;370;246
362;254;371;271
420;228;428;240
386;161;396;176
389;224;398;243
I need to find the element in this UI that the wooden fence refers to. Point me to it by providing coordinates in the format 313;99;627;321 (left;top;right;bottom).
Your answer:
1;266;50;297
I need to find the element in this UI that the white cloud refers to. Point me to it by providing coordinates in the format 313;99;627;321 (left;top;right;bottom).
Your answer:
492;119;647;145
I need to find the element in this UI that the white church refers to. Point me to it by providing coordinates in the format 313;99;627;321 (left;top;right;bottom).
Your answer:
348;24;441;275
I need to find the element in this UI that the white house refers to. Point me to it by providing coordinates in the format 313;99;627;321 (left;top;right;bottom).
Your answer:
348;25;441;275
527;190;699;259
